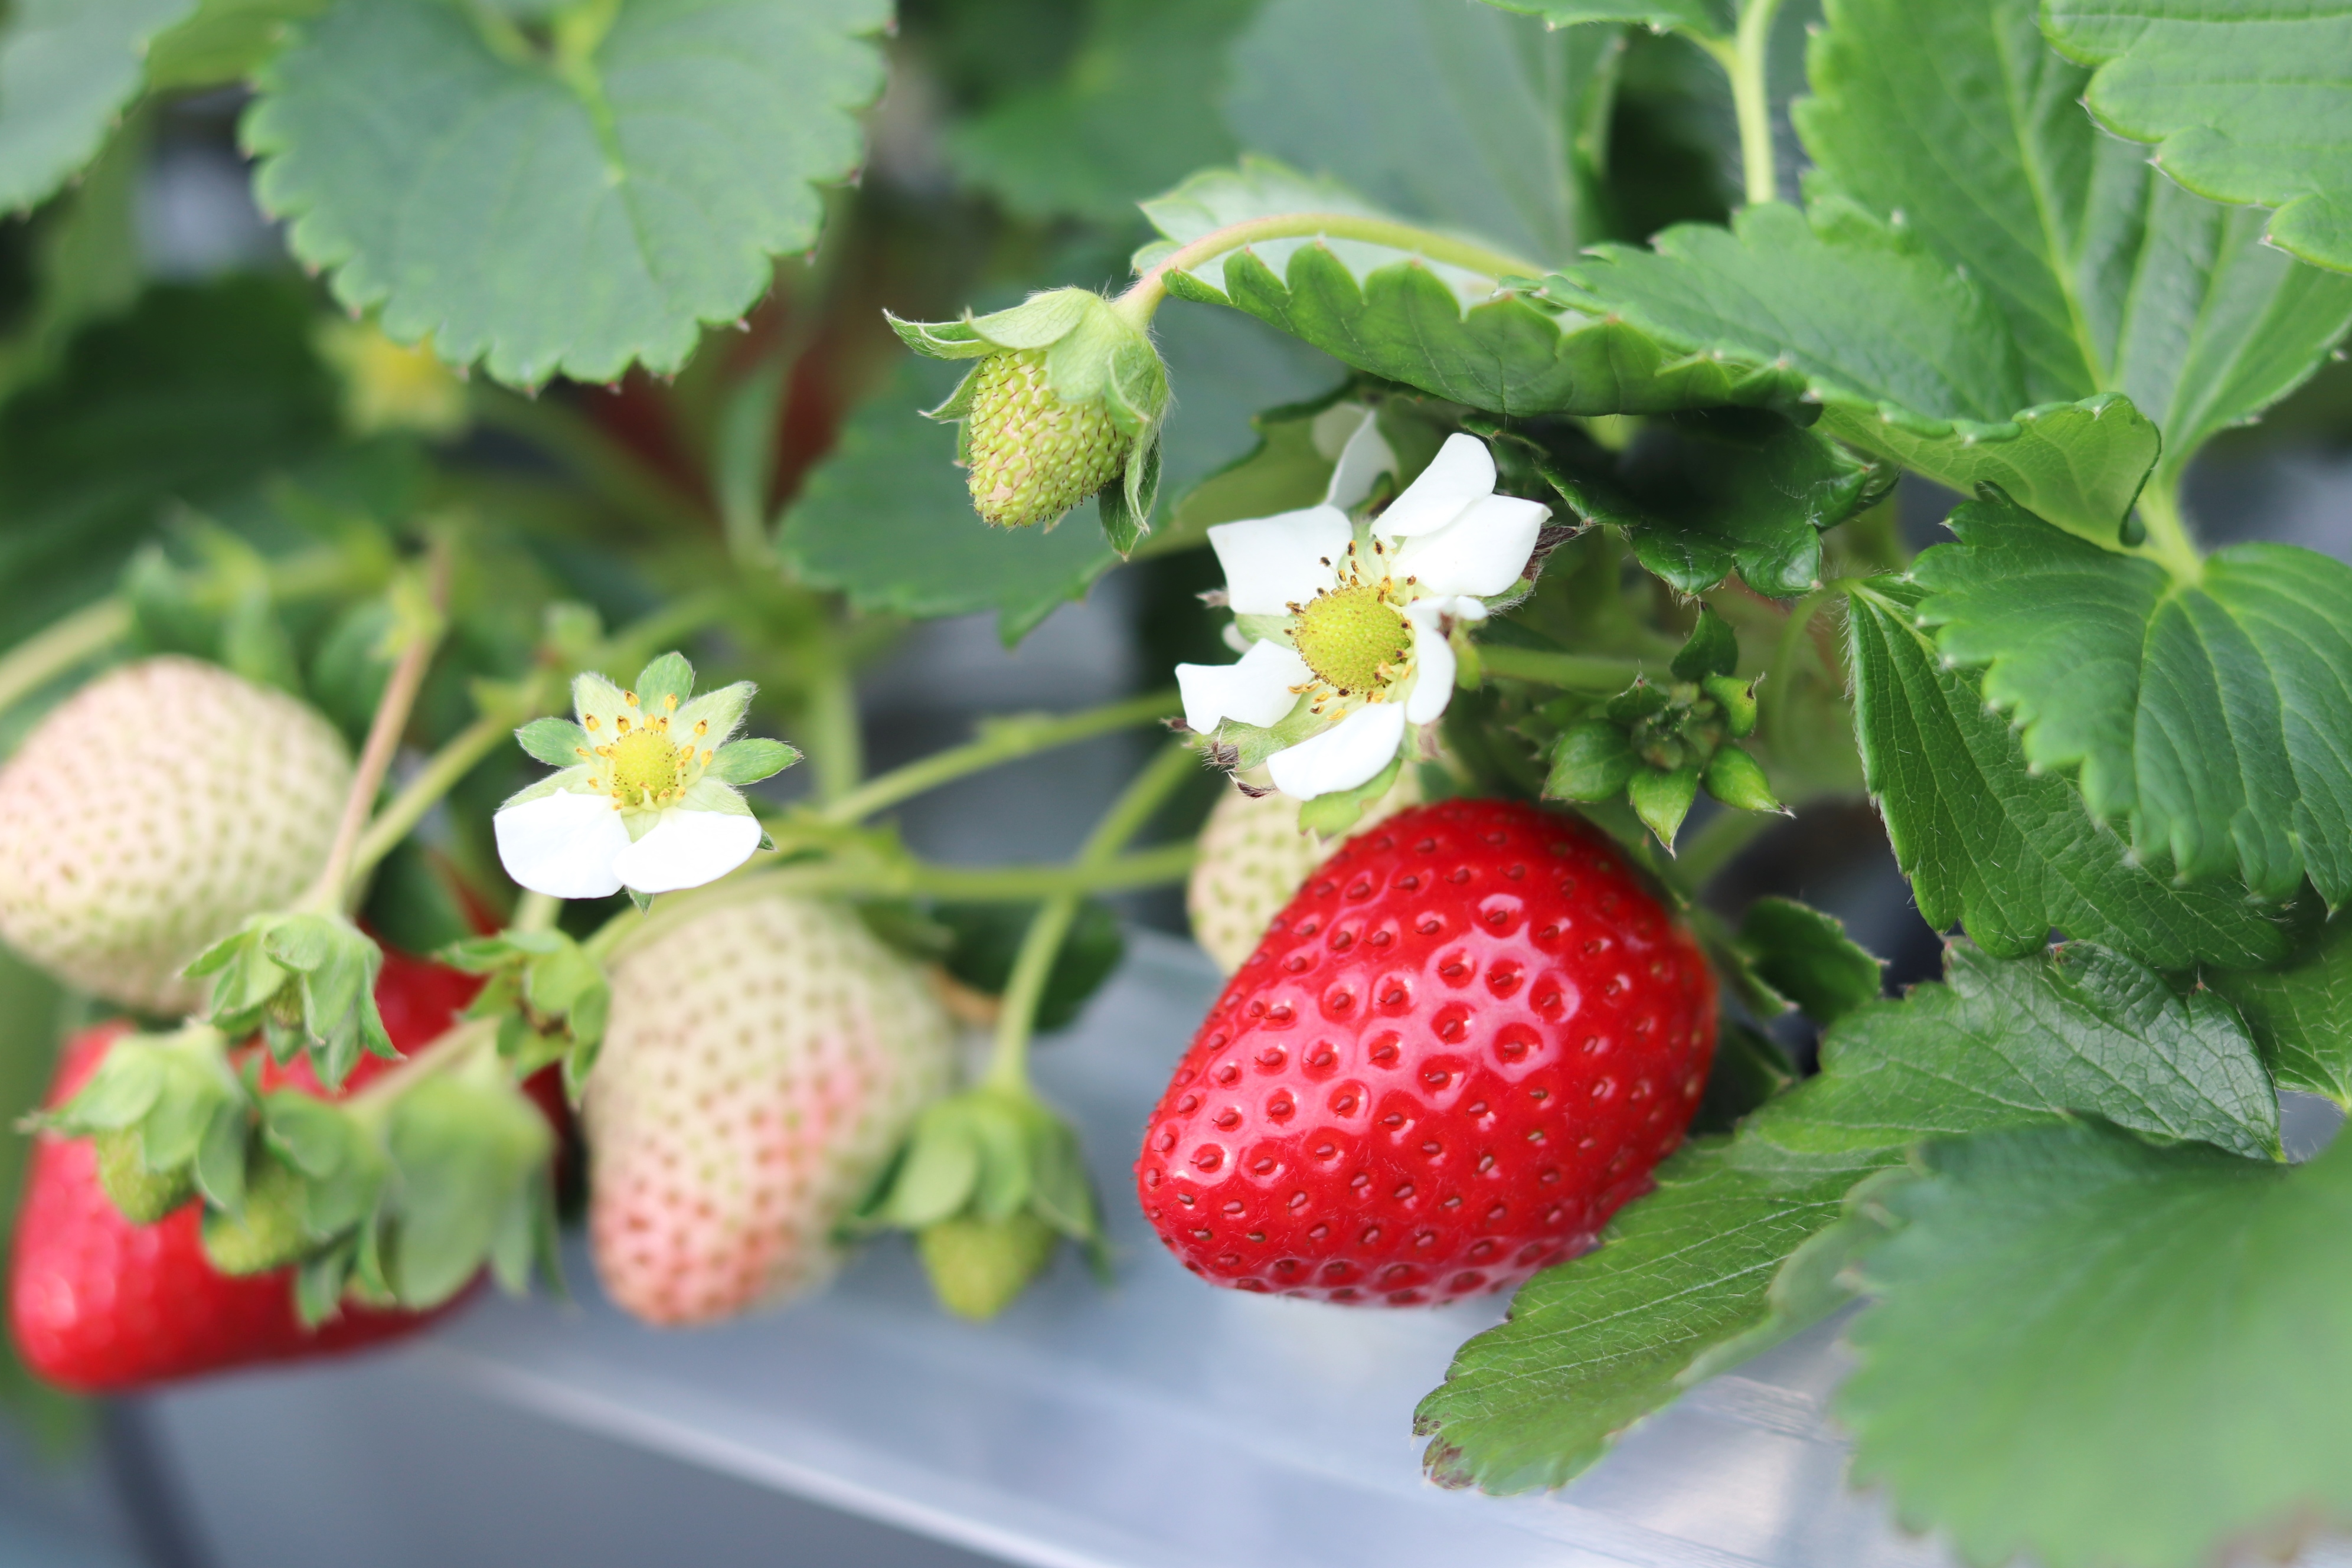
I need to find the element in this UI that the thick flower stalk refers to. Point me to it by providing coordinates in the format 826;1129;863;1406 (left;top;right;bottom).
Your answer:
889;288;1170;545
1175;417;1549;805
494;653;799;900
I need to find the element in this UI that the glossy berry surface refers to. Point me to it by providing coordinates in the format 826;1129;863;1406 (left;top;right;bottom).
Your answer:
9;949;489;1392
1138;799;1716;1305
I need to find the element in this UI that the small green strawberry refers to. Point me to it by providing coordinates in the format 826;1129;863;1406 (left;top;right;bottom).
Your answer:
0;656;352;1013
1186;773;1422;974
586;893;954;1326
917;1211;1059;1322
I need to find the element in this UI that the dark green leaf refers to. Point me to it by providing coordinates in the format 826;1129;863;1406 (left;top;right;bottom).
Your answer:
1799;0;2352;488
1736;895;1882;1026
943;0;1250;221
1844;577;2285;968
245;0;887;385
2207;912;2352;1109
1843;1121;2352;1568
2043;1;2352;277
1551;201;2161;542
1416;933;2280;1492
1915;490;2352;905
1689;1020;1795;1135
0;0;192;213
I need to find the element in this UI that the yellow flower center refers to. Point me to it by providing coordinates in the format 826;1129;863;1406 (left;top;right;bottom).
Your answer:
1292;583;1412;697
606;724;688;807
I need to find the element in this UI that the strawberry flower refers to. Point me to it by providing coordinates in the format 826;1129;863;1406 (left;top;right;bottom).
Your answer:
495;654;799;900
1176;423;1548;800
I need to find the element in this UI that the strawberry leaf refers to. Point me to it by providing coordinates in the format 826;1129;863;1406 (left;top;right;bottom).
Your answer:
1550;201;2161;544
1415;937;2280;1492
1841;1121;2352;1568
0;0;194;214
1474;0;1729;38
2207;912;2352;1110
2043;0;2352;277
243;0;886;386
1914;491;2352;906
1844;576;2286;969
1799;0;2352;494
1734;896;1883;1027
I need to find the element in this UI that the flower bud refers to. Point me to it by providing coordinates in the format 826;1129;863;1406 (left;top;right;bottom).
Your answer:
888;288;1171;544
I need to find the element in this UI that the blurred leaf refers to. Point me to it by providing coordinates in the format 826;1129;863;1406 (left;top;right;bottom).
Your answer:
146;0;326;89
1689;1020;1794;1135
1225;0;1618;266
1476;0;1727;35
0;277;338;648
1736;896;1882;1027
0;107;145;400
1843;577;2286;970
0;0;193;213
2043;0;2352;277
1915;489;2352;906
945;0;1252;220
246;0;887;385
1843;1122;2350;1568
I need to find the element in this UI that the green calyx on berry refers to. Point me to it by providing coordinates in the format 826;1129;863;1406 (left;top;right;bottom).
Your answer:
854;1082;1108;1321
34;1023;250;1223
1543;607;1785;849
187;912;394;1091
441;928;612;1099
888;288;1170;551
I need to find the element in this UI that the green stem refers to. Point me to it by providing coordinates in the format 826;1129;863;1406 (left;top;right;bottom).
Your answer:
819;690;1180;825
802;651;864;807
309;547;452;913
714;355;789;567
1762;586;1835;747
510;890;561;935
0;598;130;721
1478;645;1644;691
584;842;1198;965
1702;0;1787;207
1118;214;1546;321
2133;480;2203;581
988;741;1198;1093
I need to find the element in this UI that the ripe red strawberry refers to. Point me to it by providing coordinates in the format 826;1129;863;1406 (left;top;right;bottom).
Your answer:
9;948;501;1391
1137;799;1717;1305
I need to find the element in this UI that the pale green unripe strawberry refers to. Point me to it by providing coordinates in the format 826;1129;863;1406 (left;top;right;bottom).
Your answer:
587;893;954;1327
1186;773;1423;974
963;349;1131;527
0;656;352;1014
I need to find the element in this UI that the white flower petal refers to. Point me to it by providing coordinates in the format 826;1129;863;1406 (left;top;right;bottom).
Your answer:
495;790;629;899
1322;410;1398;512
1374;433;1494;538
1177;640;1312;731
1393;493;1547;597
611;809;763;895
1405;618;1456;724
1208;507;1351;615
1266;703;1408;801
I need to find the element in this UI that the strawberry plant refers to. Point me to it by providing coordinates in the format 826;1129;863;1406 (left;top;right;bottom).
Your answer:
0;0;2349;1563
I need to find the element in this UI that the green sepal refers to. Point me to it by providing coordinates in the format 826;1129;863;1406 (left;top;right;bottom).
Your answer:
1546;720;1638;802
39;1025;251;1226
190;913;393;1090
886;312;998;361
1702;674;1759;738
632;651;695;713
514;717;590;767
442;930;609;1100
707;737;800;786
1629;762;1701;848
1298;755;1404;838
1701;746;1785;815
380;1052;554;1308
1606;681;1670;724
1670;607;1739;681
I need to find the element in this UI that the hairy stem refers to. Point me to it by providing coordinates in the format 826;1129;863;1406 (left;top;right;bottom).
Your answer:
1478;645;1644;691
1118;214;1545;321
819;690;1179;825
311;546;453;913
1703;0;1788;207
1762;585;1836;747
988;741;1198;1094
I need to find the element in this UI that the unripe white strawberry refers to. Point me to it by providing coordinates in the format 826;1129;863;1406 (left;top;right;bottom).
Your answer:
0;657;352;1014
587;893;953;1326
1186;773;1423;974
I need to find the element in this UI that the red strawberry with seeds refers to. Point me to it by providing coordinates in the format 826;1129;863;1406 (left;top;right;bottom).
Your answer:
9;948;504;1391
1138;799;1717;1305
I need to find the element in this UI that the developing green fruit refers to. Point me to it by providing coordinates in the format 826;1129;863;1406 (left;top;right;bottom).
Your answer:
918;1212;1059;1321
0;657;352;1013
965;349;1131;527
94;1128;194;1224
1186;773;1422;974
